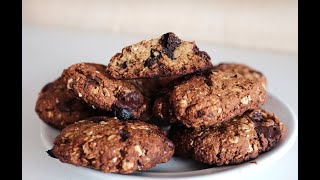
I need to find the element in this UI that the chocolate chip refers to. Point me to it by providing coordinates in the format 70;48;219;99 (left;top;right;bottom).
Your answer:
46;149;57;158
121;61;127;68
144;49;161;67
249;111;282;148
159;32;182;59
192;45;211;60
119;129;130;141
137;160;143;166
255;125;281;147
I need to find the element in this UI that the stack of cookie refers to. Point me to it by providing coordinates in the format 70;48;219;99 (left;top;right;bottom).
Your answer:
35;32;285;174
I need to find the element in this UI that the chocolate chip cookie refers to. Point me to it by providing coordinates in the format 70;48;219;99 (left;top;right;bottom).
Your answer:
48;117;175;174
61;63;148;120
35;78;96;129
169;109;285;165
107;32;213;79
214;63;267;89
170;70;266;128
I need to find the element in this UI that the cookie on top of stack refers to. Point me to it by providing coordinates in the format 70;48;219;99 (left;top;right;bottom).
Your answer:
35;32;285;174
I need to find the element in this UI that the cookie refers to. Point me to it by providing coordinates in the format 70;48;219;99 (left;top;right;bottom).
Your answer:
106;32;213;79
61;63;148;120
169;109;285;165
35;78;96;129
170;70;266;128
48;117;175;174
214;63;267;89
153;66;266;126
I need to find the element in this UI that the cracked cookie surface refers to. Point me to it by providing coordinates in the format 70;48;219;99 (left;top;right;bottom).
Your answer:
107;32;213;79
49;117;174;174
61;63;148;120
35;78;96;129
169;109;285;165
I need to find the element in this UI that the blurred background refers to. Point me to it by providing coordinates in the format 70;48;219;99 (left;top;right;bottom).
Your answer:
23;0;297;54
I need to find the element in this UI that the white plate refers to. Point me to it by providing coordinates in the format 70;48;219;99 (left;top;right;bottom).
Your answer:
40;92;297;179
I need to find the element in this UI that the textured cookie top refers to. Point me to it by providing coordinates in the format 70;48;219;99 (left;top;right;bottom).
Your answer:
61;63;147;120
170;70;266;128
35;78;96;129
214;63;267;89
169;109;285;165
49;117;174;174
107;32;213;79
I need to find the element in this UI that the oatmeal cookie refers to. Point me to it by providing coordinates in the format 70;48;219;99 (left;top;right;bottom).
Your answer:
107;32;213;79
35;78;96;129
61;63;148;120
170;70;266;128
169;109;285;165
48;117;174;174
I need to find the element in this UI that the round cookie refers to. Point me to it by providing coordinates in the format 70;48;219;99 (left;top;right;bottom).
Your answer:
169;109;285;166
214;63;267;89
48;117;175;174
170;70;267;128
61;63;148;120
35;78;96;129
106;32;213;79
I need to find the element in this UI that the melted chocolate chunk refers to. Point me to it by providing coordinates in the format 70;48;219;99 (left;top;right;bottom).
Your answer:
248;111;282;148
144;49;161;67
255;124;281;148
192;45;211;60
159;32;182;59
